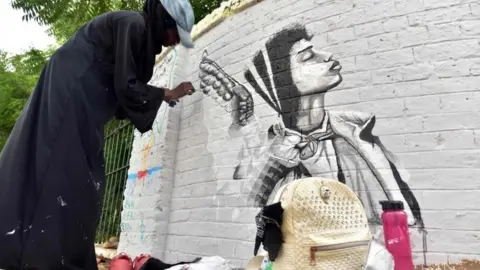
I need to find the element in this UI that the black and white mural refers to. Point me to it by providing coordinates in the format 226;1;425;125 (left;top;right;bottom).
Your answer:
198;23;423;229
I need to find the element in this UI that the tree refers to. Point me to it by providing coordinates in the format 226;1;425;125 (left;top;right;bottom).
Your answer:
11;0;225;42
0;48;53;150
49;0;145;43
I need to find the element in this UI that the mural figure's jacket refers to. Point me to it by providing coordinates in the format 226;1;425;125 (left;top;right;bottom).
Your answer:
261;111;423;227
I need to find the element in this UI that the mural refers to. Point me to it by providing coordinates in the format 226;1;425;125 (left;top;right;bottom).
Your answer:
199;23;424;229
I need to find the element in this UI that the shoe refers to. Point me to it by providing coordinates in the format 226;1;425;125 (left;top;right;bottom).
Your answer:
132;254;152;270
109;253;133;270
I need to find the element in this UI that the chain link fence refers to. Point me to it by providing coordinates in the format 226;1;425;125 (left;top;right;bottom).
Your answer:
95;120;134;243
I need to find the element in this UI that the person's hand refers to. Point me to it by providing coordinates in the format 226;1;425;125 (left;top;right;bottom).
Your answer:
164;82;195;102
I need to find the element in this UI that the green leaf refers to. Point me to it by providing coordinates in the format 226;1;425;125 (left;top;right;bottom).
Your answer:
11;0;226;40
0;48;51;150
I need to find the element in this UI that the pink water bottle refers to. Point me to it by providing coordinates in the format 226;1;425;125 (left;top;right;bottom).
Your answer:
380;200;414;270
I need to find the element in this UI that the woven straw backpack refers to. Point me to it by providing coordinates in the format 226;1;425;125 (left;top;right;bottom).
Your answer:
246;177;394;270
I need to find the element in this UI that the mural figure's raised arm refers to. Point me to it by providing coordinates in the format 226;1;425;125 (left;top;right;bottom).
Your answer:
249;156;294;207
198;50;261;180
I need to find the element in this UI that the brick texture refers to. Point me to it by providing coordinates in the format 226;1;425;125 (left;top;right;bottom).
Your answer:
119;0;480;267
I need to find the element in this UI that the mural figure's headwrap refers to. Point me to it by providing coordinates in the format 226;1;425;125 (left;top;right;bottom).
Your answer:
244;24;313;118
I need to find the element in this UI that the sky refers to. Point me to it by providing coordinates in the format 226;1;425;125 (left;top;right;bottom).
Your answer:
0;0;56;54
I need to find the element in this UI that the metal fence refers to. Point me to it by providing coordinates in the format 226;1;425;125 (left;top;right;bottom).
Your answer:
95;120;134;243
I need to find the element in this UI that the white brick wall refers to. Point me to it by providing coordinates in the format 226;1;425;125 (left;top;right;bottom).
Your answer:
117;46;187;259
119;0;480;267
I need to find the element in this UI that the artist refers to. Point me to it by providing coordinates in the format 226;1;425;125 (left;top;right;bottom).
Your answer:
0;0;195;269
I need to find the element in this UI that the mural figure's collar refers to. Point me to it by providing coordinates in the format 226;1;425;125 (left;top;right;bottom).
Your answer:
270;113;334;160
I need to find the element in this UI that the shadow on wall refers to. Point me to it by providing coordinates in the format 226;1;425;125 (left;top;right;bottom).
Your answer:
165;94;219;262
198;23;425;231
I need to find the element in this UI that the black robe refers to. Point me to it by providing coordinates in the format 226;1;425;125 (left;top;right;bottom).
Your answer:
0;7;167;270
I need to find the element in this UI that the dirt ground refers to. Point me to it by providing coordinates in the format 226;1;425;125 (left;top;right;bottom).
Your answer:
415;260;480;270
96;237;117;270
97;258;480;269
98;261;110;270
95;236;479;270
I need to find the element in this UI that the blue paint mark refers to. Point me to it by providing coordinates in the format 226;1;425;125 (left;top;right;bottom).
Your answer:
127;167;162;181
147;167;162;175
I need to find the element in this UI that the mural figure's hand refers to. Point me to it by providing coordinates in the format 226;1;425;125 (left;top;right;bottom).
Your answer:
198;51;254;126
199;60;234;101
231;84;254;126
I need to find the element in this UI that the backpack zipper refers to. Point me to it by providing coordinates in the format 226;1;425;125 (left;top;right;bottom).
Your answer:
310;240;370;266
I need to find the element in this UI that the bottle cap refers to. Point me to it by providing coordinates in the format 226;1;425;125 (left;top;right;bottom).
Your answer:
379;200;404;211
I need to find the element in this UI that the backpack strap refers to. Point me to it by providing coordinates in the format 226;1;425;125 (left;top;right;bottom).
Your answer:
272;181;291;203
364;239;394;270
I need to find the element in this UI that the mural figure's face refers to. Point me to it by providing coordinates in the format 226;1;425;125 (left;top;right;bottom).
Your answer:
290;39;342;96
